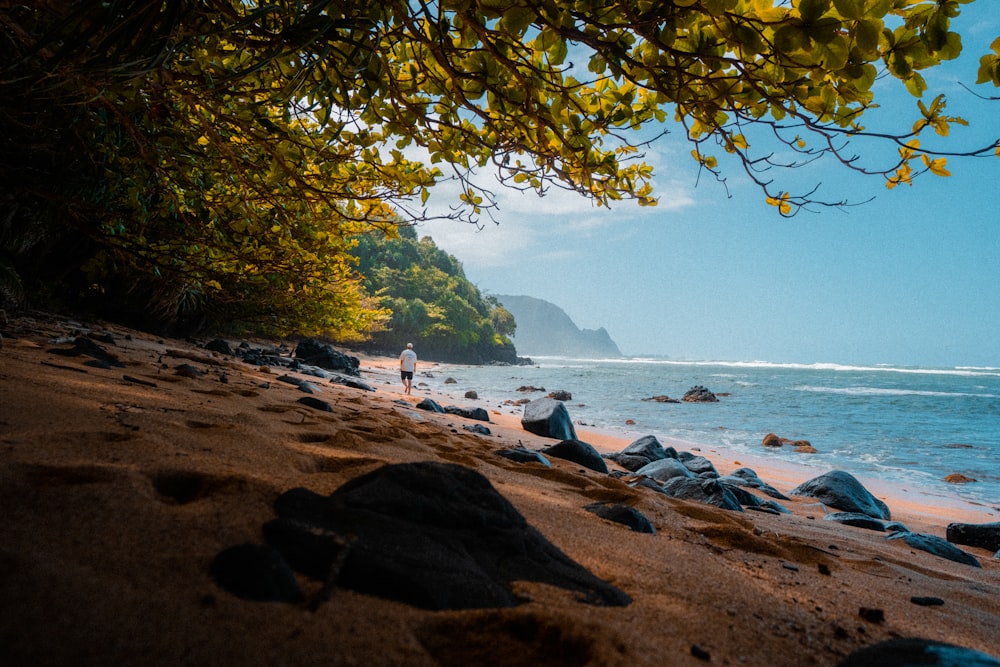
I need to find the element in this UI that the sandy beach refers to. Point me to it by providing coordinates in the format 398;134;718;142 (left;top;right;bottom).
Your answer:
2;312;998;666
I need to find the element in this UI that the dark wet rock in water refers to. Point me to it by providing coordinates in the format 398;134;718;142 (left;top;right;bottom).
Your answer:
293;338;360;376
415;398;446;413
682;385;718;402
886;532;981;568
270;462;631;610
641;394;680;403
209;543;304;603
837;638;1000;667
585;502;655;534
634;458;694;483
496;448;552;467
546;389;572;401
946;522;1000;552
659;477;743;511
521;397;577;441
790;470;890;520
824;512;887;531
541;439;608;474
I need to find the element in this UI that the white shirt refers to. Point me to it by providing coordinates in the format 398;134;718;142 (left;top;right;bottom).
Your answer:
400;349;417;372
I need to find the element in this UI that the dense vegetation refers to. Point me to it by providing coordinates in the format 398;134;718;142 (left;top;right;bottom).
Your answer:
352;226;520;363
1;1;996;340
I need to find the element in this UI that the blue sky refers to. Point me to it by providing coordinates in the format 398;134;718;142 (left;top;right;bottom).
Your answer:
418;6;1000;367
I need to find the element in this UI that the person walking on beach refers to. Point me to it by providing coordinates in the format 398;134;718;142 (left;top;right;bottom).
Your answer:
399;342;417;395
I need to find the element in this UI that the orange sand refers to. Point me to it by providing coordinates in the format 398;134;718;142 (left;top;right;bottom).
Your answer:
2;313;998;666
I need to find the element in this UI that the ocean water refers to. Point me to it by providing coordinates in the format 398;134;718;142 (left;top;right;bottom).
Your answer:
428;357;1000;507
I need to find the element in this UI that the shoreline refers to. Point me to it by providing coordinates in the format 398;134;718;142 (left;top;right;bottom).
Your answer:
3;317;998;666
357;355;997;533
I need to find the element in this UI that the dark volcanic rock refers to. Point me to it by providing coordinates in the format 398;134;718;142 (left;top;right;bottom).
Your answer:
641;395;680;403
718;468;790;500
331;375;375;392
790;470;890;520
634;458;694;483
541;439;608;474
204;338;234;356
837;638;1000;667
496;448;552;467
270;462;631;609
824;512;887;532
296;396;333;412
209;543;304;602
659;477;743;511
415;398;446;413
678;452;717;476
682;385;718;402
946;522;1000;552
887;532;981;568
584;502;655;534
521;397;577;441
48;336;125;367
443;405;490;422
604;435;674;472
293;338;360;376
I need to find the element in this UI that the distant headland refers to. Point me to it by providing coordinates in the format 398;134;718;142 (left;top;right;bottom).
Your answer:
496;294;622;359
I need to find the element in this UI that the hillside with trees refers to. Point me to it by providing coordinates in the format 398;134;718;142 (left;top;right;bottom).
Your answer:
352;226;522;364
1;2;997;340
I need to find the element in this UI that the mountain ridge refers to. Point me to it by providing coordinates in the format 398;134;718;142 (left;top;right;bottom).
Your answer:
495;294;623;359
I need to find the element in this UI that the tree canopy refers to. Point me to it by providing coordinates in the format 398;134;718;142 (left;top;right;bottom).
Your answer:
353;225;519;362
1;0;997;336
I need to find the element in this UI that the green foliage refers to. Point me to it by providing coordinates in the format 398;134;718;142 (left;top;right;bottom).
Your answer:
0;0;997;337
352;227;518;363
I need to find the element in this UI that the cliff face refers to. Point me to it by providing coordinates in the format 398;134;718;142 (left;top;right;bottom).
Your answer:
494;295;623;359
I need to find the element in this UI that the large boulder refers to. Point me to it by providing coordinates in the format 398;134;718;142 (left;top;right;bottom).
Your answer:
521;397;577;441
541;439;608;474
263;462;631;610
790;470;890;520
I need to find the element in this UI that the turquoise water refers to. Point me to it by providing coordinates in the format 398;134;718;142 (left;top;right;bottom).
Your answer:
429;358;1000;507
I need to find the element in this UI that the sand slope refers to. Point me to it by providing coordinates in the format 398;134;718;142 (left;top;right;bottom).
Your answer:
1;313;998;666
